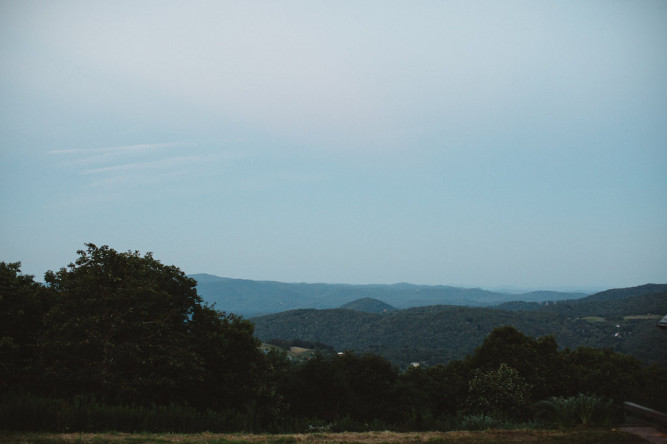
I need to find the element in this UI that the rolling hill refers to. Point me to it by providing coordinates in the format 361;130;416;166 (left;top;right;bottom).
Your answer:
340;297;396;313
571;283;667;303
251;285;667;368
495;283;667;312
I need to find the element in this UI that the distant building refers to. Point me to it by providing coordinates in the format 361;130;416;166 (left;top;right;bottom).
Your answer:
658;315;667;329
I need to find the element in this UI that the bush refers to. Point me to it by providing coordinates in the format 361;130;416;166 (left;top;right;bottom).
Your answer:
459;414;500;430
535;393;622;429
462;363;533;420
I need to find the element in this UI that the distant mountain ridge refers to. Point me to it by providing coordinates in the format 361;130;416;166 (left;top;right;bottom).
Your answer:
251;284;667;368
574;283;667;303
190;273;589;317
495;283;667;311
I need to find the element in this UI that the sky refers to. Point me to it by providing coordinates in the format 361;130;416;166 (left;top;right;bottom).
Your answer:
1;0;666;290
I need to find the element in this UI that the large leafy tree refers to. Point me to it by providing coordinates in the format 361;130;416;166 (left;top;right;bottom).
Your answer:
188;306;271;412
560;346;643;401
39;243;267;409
466;325;564;399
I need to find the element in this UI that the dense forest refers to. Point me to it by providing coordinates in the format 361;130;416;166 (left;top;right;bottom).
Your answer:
1;244;666;433
252;290;667;368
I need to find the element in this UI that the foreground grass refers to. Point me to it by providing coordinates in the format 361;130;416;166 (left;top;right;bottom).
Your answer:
0;429;647;443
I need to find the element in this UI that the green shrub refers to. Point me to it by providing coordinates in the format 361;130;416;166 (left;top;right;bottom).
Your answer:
535;396;579;429
535;393;622;429
462;363;533;421
459;414;500;430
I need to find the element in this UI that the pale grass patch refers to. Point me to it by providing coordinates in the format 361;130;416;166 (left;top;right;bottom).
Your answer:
580;316;606;323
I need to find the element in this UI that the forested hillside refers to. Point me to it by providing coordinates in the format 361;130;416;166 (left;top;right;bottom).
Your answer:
495;284;667;311
252;288;667;368
340;297;396;313
574;284;667;303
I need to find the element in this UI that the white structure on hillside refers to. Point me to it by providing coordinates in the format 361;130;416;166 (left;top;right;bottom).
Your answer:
658;315;667;329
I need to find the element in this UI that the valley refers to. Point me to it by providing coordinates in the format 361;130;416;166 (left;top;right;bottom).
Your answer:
192;277;667;368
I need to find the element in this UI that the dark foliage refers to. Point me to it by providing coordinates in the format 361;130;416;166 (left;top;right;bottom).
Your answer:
40;245;205;405
268;326;666;428
0;262;50;391
1;245;273;426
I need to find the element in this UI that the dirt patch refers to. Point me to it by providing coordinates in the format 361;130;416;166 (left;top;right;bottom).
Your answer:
619;426;667;444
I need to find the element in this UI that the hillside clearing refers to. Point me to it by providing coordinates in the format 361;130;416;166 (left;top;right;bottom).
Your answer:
624;314;662;320
581;316;606;323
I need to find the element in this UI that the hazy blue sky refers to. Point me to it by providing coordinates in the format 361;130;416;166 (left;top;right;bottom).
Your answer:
2;1;666;290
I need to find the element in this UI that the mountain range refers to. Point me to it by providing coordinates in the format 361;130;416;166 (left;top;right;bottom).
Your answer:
190;273;588;317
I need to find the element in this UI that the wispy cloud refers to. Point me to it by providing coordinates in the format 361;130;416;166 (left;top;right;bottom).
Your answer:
80;155;202;176
50;142;191;155
50;142;196;166
52;142;256;204
47;141;214;205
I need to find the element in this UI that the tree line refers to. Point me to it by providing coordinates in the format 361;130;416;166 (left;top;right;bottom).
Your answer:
1;244;665;432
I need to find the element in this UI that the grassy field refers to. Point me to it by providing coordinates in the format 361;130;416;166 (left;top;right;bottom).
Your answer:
0;429;648;443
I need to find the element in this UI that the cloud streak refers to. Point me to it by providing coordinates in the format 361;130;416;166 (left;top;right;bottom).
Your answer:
50;142;196;169
79;154;201;176
47;142;213;204
50;142;193;156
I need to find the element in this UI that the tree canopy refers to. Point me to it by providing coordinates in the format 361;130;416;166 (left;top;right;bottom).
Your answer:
5;244;270;412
